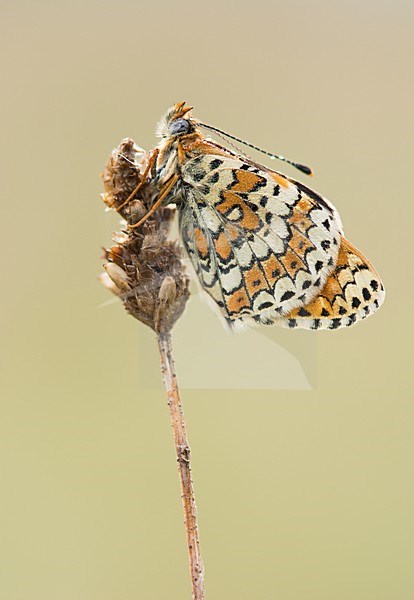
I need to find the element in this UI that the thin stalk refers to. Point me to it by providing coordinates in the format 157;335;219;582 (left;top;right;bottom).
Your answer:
157;332;206;600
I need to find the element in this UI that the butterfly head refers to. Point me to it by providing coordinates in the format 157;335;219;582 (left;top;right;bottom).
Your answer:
156;101;199;140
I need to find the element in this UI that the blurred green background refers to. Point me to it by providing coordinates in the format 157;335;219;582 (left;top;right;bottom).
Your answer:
1;0;413;598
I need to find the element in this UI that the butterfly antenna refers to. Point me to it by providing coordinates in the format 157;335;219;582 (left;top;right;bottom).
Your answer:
198;122;313;176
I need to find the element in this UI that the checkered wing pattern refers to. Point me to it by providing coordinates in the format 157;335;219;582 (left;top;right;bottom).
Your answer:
282;237;385;329
178;153;358;327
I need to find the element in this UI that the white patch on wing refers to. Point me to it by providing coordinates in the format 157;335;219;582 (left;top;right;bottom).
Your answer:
233;243;254;268
220;266;243;293
200;205;221;232
246;235;271;261
252;290;277;312
226;206;243;221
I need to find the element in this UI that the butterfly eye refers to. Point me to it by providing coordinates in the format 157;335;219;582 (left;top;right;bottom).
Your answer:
169;118;190;135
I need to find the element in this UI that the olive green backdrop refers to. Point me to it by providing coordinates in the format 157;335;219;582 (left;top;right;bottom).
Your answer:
1;0;413;598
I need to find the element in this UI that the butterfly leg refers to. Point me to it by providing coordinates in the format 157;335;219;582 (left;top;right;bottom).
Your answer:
117;148;159;211
129;173;180;229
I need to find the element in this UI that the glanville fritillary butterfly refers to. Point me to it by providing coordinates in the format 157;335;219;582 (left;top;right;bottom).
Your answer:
126;102;385;331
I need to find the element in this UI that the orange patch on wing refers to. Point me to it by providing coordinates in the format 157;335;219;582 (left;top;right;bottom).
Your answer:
332;295;350;315
243;263;268;296
296;196;314;214
214;232;232;260
321;273;343;299
288;228;314;258
315;296;333;316
232;170;265;193
226;287;251;314
289;295;333;319
180;138;233;160
216;191;260;231
270;172;290;188
286;236;384;322
335;242;349;267
194;228;209;258
261;255;286;286
224;223;242;242
335;237;376;276
280;249;306;278
288;210;314;234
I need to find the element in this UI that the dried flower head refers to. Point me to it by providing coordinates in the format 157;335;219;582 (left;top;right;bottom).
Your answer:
100;138;190;333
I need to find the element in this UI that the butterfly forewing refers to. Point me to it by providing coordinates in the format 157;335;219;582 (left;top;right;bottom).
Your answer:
179;152;344;323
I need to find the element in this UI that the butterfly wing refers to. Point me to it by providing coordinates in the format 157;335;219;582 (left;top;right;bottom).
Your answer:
178;150;347;320
179;189;231;316
180;187;286;322
281;237;385;329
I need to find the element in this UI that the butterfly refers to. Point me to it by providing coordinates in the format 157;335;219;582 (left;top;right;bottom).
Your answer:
128;101;385;330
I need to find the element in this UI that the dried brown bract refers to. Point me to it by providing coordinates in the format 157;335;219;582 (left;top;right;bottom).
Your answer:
100;138;190;333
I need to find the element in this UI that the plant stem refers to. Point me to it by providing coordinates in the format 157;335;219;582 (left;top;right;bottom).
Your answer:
157;332;206;600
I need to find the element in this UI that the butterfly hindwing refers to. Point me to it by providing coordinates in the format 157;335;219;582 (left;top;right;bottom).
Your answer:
179;191;230;316
280;237;385;330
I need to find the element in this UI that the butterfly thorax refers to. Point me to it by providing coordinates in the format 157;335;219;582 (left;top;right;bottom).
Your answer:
155;130;234;207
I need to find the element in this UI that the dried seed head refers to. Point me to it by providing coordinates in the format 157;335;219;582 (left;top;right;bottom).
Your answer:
100;138;190;333
104;262;131;292
102;139;145;206
155;276;180;333
158;276;177;304
99;271;121;296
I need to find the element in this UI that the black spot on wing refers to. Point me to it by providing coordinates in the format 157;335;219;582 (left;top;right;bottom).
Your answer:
208;172;219;184
352;297;361;309
210;158;223;169
258;301;273;310
193;170;206;182
329;318;341;329
362;287;371;301
281;290;295;302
